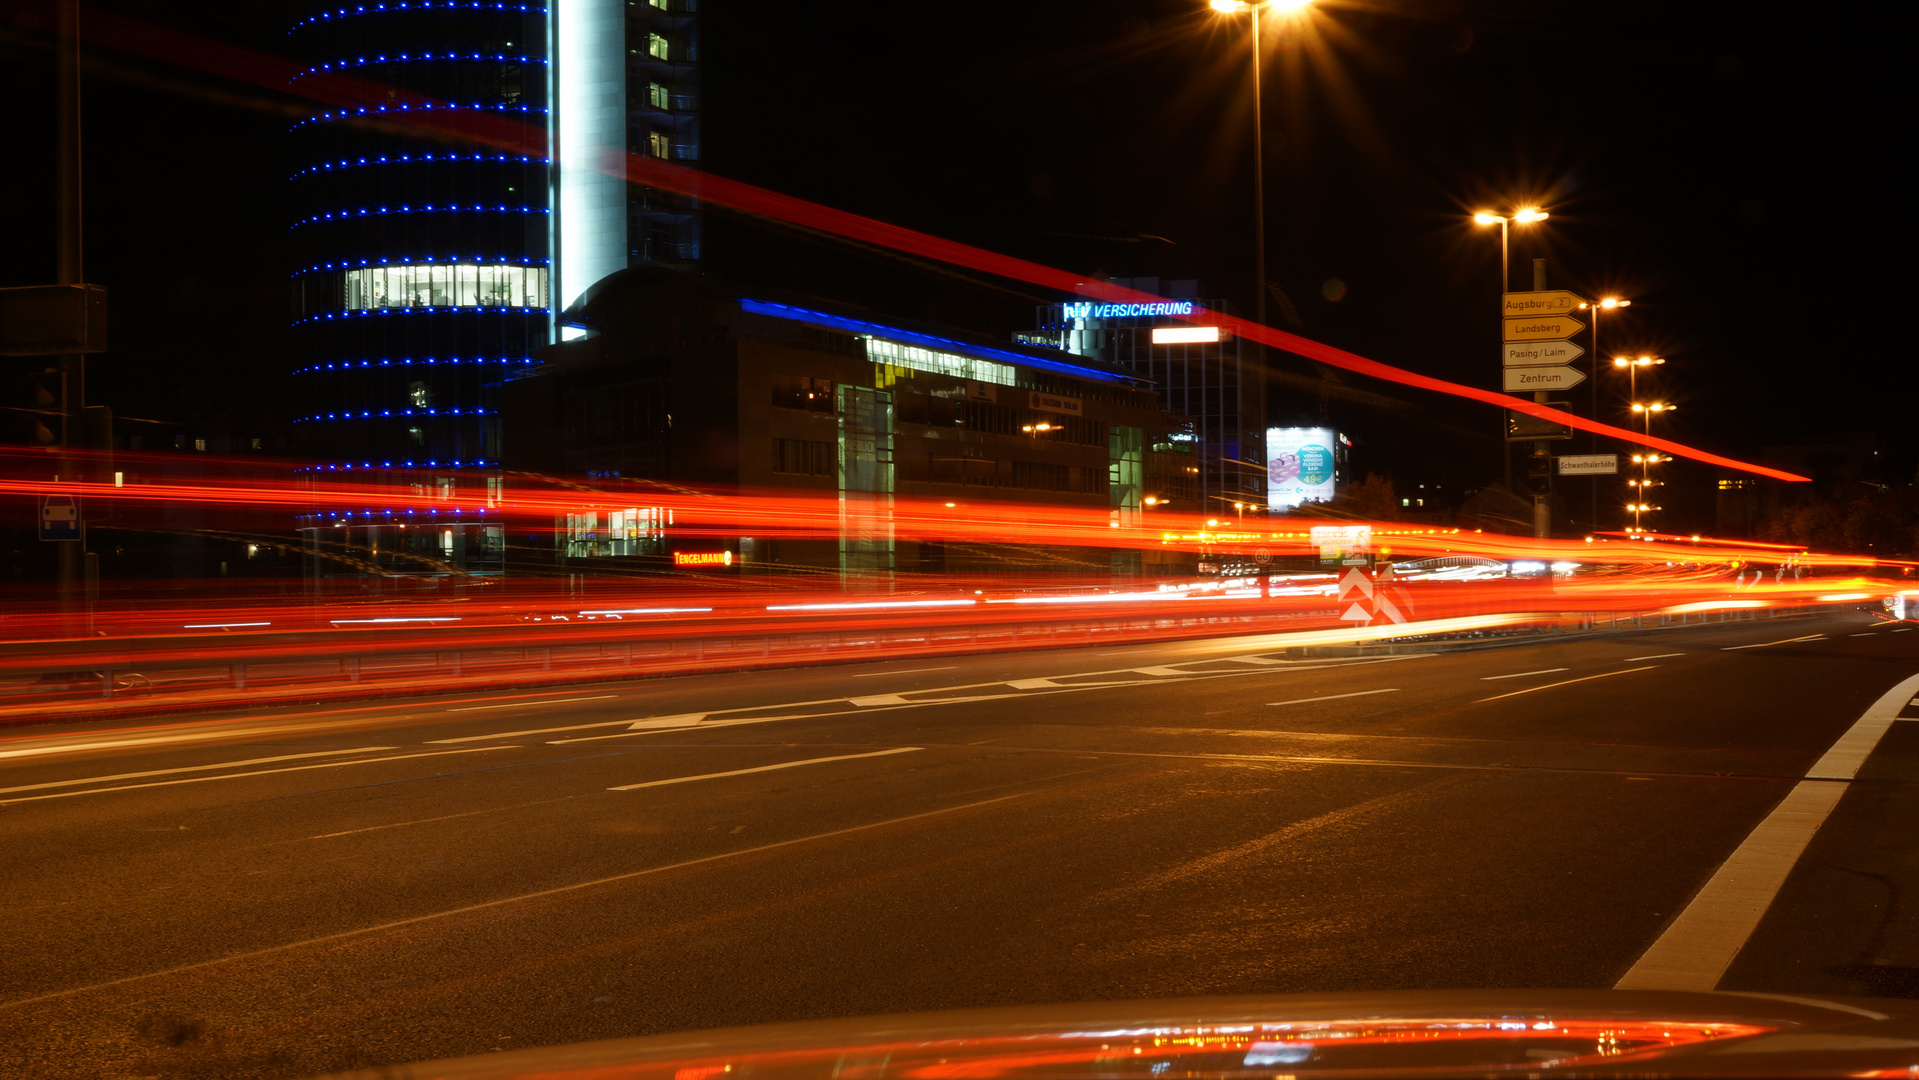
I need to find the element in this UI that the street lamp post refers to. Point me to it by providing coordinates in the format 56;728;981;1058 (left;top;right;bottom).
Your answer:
1629;400;1672;534
1211;0;1313;333
1578;296;1629;529
1472;208;1548;496
1613;355;1665;532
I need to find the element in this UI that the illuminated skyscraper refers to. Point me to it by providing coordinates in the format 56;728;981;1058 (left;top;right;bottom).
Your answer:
287;0;699;578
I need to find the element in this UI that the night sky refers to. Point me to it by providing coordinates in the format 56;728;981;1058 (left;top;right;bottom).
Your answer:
1;1;1904;513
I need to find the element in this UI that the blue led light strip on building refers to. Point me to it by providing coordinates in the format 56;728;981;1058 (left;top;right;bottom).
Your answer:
293;102;546;131
737;299;1147;387
294;204;548;229
290;153;544;181
298;53;548;78
291;3;546;32
294;357;535;374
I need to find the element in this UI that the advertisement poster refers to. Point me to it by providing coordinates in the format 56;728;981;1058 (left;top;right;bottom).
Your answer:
1266;427;1337;510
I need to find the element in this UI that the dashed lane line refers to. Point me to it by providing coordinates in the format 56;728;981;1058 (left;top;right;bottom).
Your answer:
0;747;396;797
1269;689;1400;707
445;695;616;712
851;666;956;677
607;747;922;791
1721;634;1828;651
1623;653;1686;662
1614;668;1919;991
1480;667;1569;681
1476;666;1656;703
0;746;518;806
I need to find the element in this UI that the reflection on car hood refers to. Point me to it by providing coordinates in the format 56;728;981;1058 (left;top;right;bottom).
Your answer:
314;990;1919;1079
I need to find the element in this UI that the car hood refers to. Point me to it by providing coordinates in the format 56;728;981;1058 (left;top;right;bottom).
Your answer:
313;989;1919;1079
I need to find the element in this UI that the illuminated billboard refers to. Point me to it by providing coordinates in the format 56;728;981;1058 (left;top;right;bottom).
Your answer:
1266;427;1337;510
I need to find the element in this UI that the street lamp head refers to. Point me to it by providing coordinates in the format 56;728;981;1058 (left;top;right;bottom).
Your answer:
1632;403;1646;412
1210;0;1251;11
1599;297;1627;309
1512;208;1549;224
1612;357;1630;367
1473;212;1502;226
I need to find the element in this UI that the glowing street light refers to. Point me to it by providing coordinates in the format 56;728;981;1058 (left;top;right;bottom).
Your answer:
1475;206;1550;494
1211;0;1315;334
1576;296;1631;527
1472;208;1549;291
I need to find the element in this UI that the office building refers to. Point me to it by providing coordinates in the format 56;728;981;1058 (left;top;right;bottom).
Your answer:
503;266;1196;577
287;0;700;579
1028;278;1265;518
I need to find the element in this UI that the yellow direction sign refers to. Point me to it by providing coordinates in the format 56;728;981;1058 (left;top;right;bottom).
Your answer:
1502;290;1588;318
1503;314;1585;341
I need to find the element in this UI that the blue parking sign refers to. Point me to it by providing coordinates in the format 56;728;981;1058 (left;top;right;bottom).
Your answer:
39;494;80;541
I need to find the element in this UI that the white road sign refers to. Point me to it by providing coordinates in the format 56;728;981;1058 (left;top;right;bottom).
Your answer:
1503;365;1587;392
1503;340;1585;367
1557;454;1620;476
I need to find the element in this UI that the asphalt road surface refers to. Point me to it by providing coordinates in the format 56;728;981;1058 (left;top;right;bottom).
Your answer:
3;610;1915;1078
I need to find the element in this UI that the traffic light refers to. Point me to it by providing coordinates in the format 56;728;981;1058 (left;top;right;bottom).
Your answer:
13;369;61;445
1526;451;1552;495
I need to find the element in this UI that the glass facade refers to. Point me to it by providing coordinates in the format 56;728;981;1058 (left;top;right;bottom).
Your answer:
626;0;701;264
288;2;551;578
1034;285;1265;517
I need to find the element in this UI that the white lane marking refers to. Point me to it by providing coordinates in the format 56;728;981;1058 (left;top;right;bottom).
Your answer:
0;789;1038;1012
428;720;631;744
851;666;956;677
1269;689;1400;707
1480;667;1570;681
608;747;921;791
1615;668;1919;991
306;798;573;841
0;747;517;806
849;694;912;707
1132;666;1192;676
628;714;705;730
1623;653;1686;662
1721;634;1827;651
1477;666;1655;703
1007;678;1063;689
0;747;396;796
1895;628;1914;633
1221;656;1289;666
1850;633;1879;638
446;695;616;712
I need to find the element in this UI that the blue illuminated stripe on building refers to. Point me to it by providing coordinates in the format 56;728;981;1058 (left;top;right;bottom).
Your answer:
293;204;549;229
292;102;546;131
291;153;544;181
291;3;547;32
298;53;548;78
737;299;1146;387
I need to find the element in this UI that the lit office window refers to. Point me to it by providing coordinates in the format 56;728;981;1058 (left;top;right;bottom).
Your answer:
648;33;669;60
865;337;1017;387
340;265;548;311
648;131;672;159
649;82;669;109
